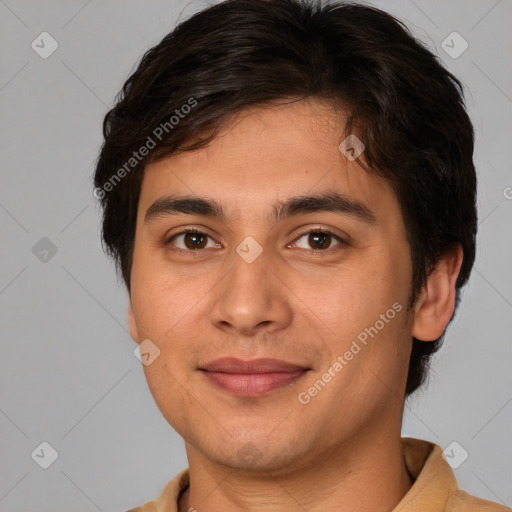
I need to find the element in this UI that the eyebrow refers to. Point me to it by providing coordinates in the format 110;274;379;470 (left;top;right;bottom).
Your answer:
144;191;376;225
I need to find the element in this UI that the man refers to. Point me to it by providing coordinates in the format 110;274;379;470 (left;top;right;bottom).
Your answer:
94;1;508;510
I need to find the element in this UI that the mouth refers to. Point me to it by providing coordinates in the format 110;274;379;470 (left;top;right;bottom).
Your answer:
199;357;311;397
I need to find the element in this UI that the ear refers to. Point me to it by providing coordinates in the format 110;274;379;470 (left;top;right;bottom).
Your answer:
128;299;141;344
412;245;464;342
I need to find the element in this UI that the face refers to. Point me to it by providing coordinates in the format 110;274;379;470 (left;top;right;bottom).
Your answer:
128;99;415;473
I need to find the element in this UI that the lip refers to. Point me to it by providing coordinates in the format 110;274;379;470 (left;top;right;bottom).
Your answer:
201;357;309;373
200;357;311;396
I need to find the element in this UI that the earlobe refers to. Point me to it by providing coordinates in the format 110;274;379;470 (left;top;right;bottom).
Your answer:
128;300;141;344
412;245;464;342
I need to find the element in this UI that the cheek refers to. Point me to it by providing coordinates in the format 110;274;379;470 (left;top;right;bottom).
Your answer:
142;360;193;435
130;255;202;339
309;258;404;334
310;256;411;373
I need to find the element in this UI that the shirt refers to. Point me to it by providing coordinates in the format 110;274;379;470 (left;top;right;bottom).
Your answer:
126;437;509;511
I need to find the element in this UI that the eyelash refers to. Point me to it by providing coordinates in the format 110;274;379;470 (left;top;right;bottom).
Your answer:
165;228;346;255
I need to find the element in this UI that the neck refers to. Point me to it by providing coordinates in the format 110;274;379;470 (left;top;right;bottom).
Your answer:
178;433;413;512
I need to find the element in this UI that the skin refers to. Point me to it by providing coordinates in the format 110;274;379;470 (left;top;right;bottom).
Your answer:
128;98;463;512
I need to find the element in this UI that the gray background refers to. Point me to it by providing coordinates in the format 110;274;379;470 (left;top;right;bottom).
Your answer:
1;0;511;510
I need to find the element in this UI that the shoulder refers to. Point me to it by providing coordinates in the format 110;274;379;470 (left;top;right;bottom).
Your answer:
400;438;509;512
446;488;510;511
124;504;156;512
123;468;190;512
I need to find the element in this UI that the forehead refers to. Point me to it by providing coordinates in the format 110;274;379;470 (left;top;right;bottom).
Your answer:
138;99;400;223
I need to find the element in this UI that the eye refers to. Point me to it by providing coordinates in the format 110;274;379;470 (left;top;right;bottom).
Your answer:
167;229;220;251
166;228;345;253
291;230;345;251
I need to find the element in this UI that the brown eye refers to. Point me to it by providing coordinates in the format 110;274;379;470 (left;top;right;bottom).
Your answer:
183;232;208;250
308;232;332;250
293;230;343;251
169;230;218;251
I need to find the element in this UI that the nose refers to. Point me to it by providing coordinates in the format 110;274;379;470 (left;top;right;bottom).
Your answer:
209;251;293;338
